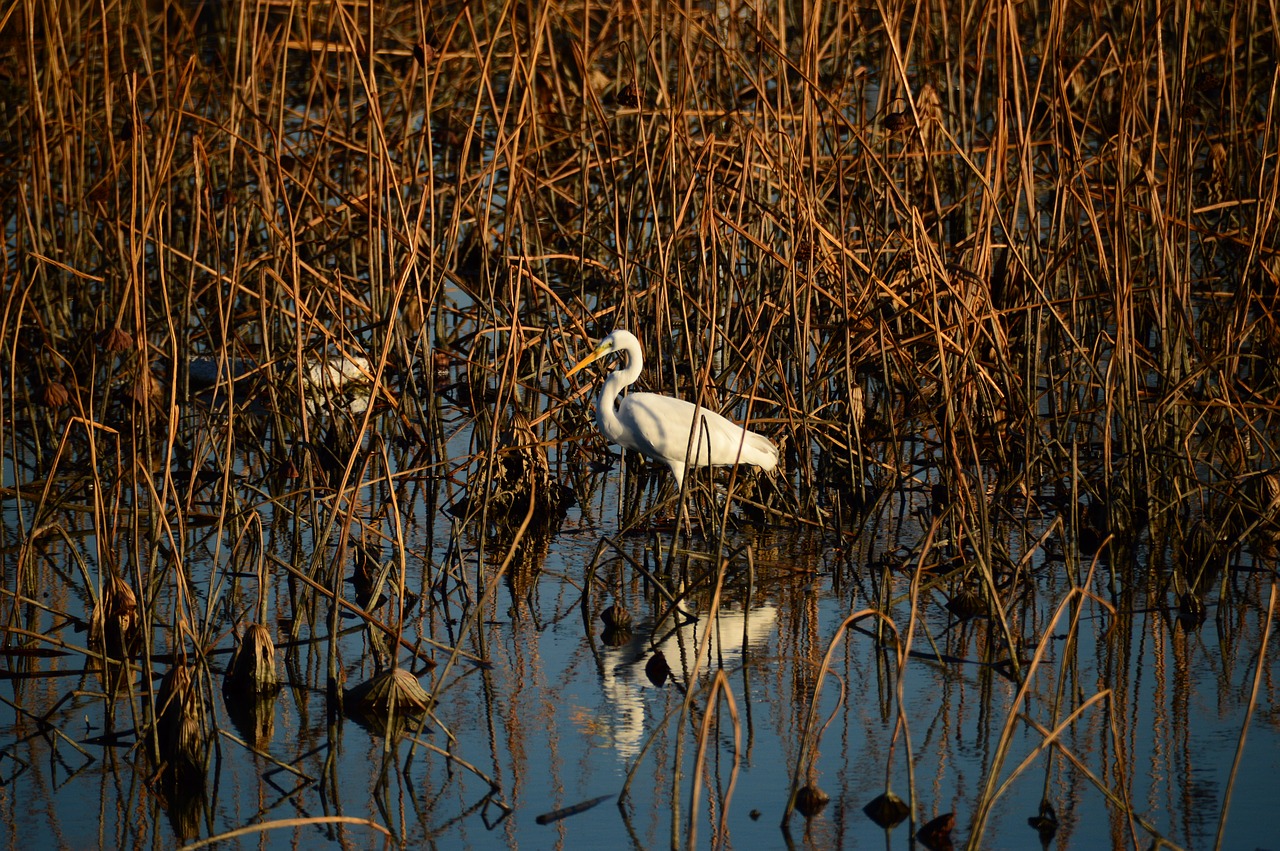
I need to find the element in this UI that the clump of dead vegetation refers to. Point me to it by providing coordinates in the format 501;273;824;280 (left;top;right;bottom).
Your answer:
1;0;1277;847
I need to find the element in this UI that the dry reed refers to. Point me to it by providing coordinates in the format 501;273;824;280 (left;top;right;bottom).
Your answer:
2;0;1278;846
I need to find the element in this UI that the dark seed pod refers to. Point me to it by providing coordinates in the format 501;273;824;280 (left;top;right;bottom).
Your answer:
345;668;433;716
42;380;69;408
93;572;139;660
1028;798;1058;841
615;82;642;108
413;42;438;66
1241;471;1280;533
128;367;160;405
601;626;632;647
1177;593;1207;629
794;784;830;818
883;111;910;132
1180;518;1220;570
223;624;278;695
600;604;632;631
155;663;207;774
644;650;670;687
917;812;956;850
863;790;910;828
103;326;135;352
1194;73;1223;93
946;586;986;620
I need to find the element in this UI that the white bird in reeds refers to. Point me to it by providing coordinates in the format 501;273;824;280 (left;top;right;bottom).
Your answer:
566;329;778;492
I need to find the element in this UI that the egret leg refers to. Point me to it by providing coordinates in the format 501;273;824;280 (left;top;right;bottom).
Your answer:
668;463;695;538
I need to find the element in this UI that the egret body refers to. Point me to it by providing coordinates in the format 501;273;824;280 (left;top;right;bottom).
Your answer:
566;330;778;490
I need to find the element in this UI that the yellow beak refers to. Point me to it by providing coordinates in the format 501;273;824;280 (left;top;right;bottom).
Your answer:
565;342;612;378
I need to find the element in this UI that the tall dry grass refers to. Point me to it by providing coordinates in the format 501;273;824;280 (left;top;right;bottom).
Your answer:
1;0;1278;845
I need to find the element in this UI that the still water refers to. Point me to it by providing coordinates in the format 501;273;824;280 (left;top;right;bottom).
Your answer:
2;412;1276;849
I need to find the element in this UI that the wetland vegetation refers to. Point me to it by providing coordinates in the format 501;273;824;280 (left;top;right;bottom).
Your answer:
2;0;1279;847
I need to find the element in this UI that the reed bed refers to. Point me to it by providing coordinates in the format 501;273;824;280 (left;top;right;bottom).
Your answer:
1;0;1278;846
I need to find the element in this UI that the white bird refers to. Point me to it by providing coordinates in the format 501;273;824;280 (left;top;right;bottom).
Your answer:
566;330;778;491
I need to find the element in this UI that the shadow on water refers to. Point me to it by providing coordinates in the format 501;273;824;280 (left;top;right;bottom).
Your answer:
2;0;1280;848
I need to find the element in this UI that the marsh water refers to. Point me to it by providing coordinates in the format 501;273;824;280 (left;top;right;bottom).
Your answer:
3;1;1280;849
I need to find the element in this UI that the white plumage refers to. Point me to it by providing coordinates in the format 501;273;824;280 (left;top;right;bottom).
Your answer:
566;330;778;490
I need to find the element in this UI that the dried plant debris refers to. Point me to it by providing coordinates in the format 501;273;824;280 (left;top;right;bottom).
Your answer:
91;573;139;661
223;624;278;696
917;812;956;850
794;784;831;818
6;0;1280;846
1028;798;1058;841
945;585;987;620
863;790;910;828
644;650;671;688
345;668;434;733
155;663;208;776
600;604;632;631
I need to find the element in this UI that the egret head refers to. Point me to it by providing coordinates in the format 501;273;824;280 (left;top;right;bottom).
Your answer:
566;330;632;377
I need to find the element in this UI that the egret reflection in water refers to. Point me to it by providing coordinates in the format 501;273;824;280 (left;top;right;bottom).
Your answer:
590;603;779;759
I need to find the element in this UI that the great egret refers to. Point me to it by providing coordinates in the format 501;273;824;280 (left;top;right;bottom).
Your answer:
566;330;778;491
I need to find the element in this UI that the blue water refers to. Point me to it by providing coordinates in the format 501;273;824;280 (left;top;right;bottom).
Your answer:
3;436;1275;850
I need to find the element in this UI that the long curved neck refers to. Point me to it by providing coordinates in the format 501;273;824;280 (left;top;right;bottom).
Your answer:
595;341;643;444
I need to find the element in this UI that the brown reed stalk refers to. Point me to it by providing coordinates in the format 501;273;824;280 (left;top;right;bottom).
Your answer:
782;605;898;827
1215;580;1278;848
178;816;391;851
4;0;1280;845
969;545;1115;842
668;550;729;846
684;669;742;849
